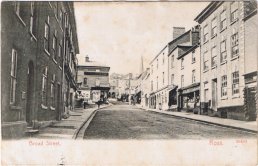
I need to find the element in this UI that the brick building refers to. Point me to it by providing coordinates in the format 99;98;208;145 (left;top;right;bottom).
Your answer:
77;56;110;104
1;2;79;139
195;1;257;120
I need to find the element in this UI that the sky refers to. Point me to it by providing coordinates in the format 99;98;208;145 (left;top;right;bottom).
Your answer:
74;2;208;75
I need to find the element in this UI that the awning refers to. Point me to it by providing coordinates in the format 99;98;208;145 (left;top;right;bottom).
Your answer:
91;86;110;91
180;83;200;95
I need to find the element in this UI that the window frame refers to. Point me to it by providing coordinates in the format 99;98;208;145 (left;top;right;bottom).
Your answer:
211;46;217;68
42;67;48;106
44;17;50;54
221;75;227;97
211;17;217;37
203;25;209;43
232;71;239;95
220;39;227;63
220;10;227;31
230;2;239;23
231;32;239;58
10;49;18;104
203;51;209;71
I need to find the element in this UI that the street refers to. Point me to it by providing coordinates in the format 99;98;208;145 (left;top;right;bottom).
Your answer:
84;104;256;139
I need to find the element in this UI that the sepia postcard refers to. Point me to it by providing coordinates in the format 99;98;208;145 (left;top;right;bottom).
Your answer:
1;1;258;165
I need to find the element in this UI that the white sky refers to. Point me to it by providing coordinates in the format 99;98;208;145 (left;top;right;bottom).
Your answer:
74;2;208;75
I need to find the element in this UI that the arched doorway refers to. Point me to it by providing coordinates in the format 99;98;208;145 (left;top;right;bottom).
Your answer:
26;61;34;126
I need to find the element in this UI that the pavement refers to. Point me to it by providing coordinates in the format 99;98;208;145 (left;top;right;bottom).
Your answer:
32;104;112;139
136;105;258;133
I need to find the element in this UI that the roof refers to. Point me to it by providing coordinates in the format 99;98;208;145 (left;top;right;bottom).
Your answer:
177;44;199;60
194;2;223;23
78;60;110;68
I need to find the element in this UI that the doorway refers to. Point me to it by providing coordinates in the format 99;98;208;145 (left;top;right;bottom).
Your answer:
26;61;34;126
212;79;217;111
56;84;61;120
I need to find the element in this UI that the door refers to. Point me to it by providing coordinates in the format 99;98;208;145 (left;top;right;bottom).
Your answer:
212;79;217;111
26;62;34;125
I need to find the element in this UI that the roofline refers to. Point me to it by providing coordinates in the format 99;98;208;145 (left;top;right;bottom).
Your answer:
168;29;191;46
194;1;223;23
149;45;168;64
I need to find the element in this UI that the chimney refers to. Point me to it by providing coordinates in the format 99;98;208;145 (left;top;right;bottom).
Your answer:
85;55;89;62
173;27;185;40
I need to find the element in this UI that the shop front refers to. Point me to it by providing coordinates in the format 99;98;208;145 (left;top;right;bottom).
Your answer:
178;83;200;113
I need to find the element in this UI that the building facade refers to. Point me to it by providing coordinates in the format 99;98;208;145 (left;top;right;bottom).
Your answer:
77;56;110;104
167;26;200;111
149;46;169;110
1;2;79;139
195;1;257;120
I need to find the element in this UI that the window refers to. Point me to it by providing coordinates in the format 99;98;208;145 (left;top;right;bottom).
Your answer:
220;10;227;30
232;71;239;95
44;17;50;53
211;18;217;37
231;33;239;58
203;25;208;42
42;67;48;105
203;51;209;71
157;59;158;69
230;2;238;22
53;2;58;17
171;74;174;84
171;55;174;68
50;74;55;107
181;75;184;87
15;2;26;23
181;58;184;69
162;72;165;84
151;81;153;91
192;50;196;63
96;79;100;86
220;40;227;63
83;78;87;86
30;2;37;36
221;75;227;97
151;65;153;74
10;49;18;104
162;53;165;64
211;46;217;67
53;30;57;60
156;76;158;90
59;9;63;25
192;70;196;83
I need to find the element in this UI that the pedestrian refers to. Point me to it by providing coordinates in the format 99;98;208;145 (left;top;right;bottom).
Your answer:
97;99;101;108
83;100;87;109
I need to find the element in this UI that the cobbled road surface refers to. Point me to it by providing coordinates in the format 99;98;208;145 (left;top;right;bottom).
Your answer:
84;104;256;139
